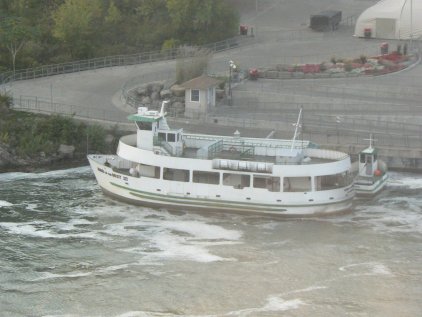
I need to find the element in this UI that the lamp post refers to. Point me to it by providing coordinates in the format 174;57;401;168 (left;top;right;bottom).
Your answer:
228;60;236;106
410;0;413;51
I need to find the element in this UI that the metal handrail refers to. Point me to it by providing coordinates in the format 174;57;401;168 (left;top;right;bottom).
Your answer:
0;35;255;86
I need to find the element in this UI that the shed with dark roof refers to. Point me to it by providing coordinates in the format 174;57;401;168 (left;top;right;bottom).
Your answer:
181;75;221;117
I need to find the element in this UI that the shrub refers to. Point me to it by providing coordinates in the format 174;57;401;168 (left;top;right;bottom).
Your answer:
175;47;212;84
0;93;12;112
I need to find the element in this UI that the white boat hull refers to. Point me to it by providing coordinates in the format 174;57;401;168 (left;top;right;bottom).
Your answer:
88;156;354;217
355;173;388;197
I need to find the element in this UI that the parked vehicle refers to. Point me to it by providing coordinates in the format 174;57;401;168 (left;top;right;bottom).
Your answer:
310;11;342;31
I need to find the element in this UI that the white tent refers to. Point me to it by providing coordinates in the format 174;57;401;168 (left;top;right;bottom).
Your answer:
354;0;422;39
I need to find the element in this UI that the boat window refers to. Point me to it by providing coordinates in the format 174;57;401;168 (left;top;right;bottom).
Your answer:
359;154;365;163
138;164;160;179
191;89;200;102
136;121;153;131
158;132;166;141
167;133;176;142
223;173;250;189
283;177;311;192
253;176;280;192
193;171;220;185
163;168;189;182
315;172;352;190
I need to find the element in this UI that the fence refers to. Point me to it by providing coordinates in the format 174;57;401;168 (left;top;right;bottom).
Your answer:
0;35;256;86
13;95;128;123
12;95;422;150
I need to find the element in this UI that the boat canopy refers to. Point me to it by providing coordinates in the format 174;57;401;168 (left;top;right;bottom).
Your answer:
127;114;161;122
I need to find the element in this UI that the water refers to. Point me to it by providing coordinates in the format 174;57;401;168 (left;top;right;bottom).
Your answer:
0;167;421;317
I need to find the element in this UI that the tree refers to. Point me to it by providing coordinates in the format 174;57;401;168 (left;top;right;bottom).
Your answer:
52;0;102;59
166;0;238;44
105;1;122;25
0;16;37;73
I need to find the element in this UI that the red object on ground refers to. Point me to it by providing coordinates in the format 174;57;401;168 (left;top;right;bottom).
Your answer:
249;68;258;80
240;25;248;35
374;169;382;177
302;64;320;73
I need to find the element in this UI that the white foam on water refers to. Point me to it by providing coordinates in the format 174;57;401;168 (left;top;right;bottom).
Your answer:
286;285;328;295
32;271;93;281
148;231;227;262
115;312;177;317
0;220;103;240
160;220;242;241
32;262;137;282
0;200;13;207
388;172;422;189
353;194;422;234
0;166;92;182
225;295;304;316
339;262;393;276
80;205;244;263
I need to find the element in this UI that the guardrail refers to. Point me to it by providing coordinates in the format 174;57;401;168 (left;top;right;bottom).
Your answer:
11;95;422;150
0;35;255;86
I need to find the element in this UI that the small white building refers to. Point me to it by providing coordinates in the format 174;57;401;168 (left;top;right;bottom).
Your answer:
354;0;422;40
181;75;220;118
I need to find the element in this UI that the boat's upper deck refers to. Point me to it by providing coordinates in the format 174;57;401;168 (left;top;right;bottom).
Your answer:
120;133;349;166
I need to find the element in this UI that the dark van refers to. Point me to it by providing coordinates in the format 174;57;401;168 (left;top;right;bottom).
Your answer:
310;10;342;31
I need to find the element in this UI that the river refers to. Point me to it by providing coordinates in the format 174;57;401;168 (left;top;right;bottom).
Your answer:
0;167;421;317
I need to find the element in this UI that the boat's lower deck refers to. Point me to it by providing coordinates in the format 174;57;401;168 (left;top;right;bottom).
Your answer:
88;154;355;216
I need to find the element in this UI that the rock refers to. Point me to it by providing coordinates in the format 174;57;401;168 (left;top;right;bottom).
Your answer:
151;82;164;92
141;96;152;105
58;144;75;159
0;143;16;167
170;84;185;97
150;91;160;101
136;86;147;96
160;89;172;99
264;70;279;79
105;134;114;144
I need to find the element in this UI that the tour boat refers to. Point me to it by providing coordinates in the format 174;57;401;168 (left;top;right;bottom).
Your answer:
88;102;354;216
353;136;388;197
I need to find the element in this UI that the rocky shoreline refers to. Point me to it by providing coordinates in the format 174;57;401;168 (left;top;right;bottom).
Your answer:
0;142;88;173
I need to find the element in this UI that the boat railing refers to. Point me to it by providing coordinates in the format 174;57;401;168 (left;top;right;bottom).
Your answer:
197;140;224;159
183;133;309;150
153;137;175;155
303;148;349;161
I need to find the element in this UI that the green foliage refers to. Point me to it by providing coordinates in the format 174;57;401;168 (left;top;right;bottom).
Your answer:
0;93;12;111
86;124;107;153
52;0;102;59
176;47;212;83
0;16;39;71
0;0;239;70
166;0;239;44
0;111;107;158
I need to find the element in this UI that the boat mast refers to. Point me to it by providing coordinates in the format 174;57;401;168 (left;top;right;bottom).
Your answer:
160;100;170;117
364;134;376;149
290;107;303;151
